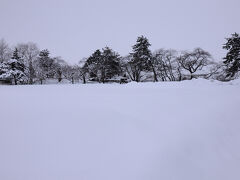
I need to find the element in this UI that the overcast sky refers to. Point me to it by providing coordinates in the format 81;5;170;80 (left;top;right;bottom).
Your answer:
0;0;240;64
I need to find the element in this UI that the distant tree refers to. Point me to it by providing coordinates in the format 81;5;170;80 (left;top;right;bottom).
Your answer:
52;57;68;82
0;38;12;63
123;55;138;81
150;49;182;82
128;36;152;82
84;47;121;83
223;32;240;77
177;48;211;79
37;49;55;78
12;48;21;60
0;48;27;85
148;55;158;82
77;58;88;84
62;65;77;84
84;49;102;81
34;65;45;84
17;42;40;84
101;47;121;82
204;61;225;80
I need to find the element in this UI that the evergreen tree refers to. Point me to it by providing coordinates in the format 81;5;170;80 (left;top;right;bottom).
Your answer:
38;49;54;78
0;48;26;85
84;47;121;83
129;36;152;82
101;47;121;81
223;32;240;77
84;49;102;80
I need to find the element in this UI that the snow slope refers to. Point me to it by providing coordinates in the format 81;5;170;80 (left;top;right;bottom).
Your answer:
0;79;240;180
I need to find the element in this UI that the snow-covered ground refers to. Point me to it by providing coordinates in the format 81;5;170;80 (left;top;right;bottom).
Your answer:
0;79;240;180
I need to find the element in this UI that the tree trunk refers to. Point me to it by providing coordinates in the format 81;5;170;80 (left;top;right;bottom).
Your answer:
58;73;62;82
152;67;158;82
190;73;193;80
83;75;86;84
14;77;17;85
58;77;62;82
179;74;182;81
29;78;33;84
29;61;34;84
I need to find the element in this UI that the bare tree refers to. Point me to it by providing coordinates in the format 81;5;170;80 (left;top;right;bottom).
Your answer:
77;58;89;84
52;57;68;82
34;61;45;84
205;62;224;79
17;42;40;84
148;56;158;82
0;39;12;63
62;65;77;84
151;49;182;81
123;55;143;82
177;48;211;79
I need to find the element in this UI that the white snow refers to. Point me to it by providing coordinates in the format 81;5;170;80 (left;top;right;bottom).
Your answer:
0;79;240;180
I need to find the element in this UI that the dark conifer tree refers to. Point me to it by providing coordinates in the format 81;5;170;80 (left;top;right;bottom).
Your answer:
223;32;240;77
129;36;152;82
38;49;54;78
84;48;121;83
101;47;121;81
84;49;102;80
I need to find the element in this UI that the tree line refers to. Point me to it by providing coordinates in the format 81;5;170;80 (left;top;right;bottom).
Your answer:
0;33;239;85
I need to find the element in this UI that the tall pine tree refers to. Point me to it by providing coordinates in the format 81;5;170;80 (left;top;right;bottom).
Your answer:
38;49;54;78
129;36;152;82
223;32;240;77
101;47;121;81
84;49;102;80
0;48;26;85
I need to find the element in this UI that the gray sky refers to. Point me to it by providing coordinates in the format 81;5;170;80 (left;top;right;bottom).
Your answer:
0;0;239;64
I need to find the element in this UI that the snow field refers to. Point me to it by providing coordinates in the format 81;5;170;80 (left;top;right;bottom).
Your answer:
0;79;240;180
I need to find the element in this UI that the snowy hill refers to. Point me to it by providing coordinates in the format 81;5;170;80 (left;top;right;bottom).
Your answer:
0;79;240;180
